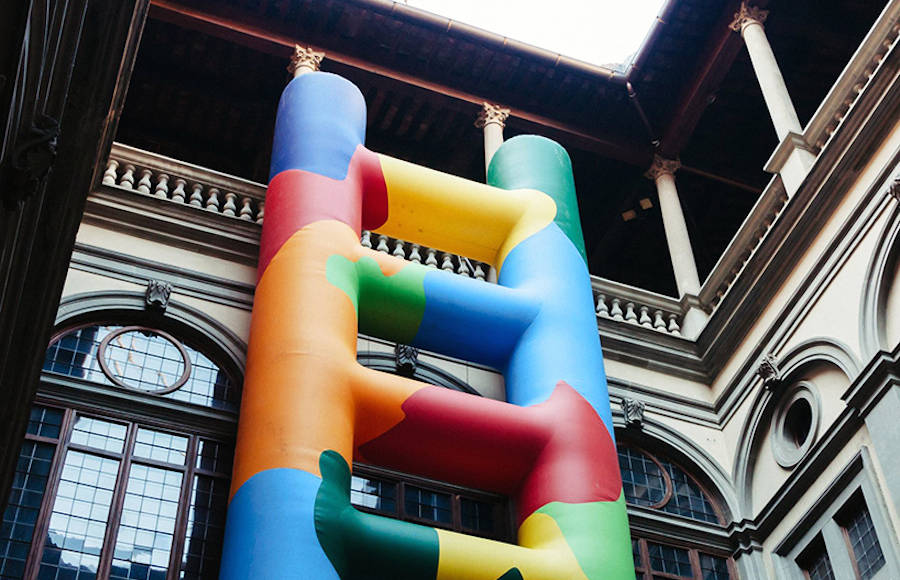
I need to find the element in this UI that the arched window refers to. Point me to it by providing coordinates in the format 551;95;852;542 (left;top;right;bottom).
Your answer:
618;444;736;580
618;445;722;524
43;324;239;412
0;319;240;580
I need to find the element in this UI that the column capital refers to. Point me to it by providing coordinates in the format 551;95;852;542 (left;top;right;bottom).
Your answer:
287;45;324;76
644;155;681;181
730;2;769;33
474;102;510;129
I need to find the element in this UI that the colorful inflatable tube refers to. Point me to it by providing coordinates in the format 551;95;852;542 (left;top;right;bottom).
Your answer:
220;71;634;580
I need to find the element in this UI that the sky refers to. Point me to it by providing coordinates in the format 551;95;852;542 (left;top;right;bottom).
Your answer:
402;0;668;68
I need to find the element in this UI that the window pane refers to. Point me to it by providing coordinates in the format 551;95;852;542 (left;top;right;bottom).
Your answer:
845;503;885;580
632;539;642;569
27;407;64;440
0;440;56;579
195;440;233;475
460;498;494;533
44;326;239;412
110;464;182;580
404;487;451;524
181;476;229;580
648;542;692;577
350;476;396;514
133;429;188;466
39;451;119;580
618;447;667;507
661;462;719;524
70;416;128;454
699;553;730;580
804;548;836;580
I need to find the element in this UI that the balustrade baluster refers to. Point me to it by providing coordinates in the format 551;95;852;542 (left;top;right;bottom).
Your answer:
457;257;471;277
189;184;204;207
223;192;238;216
639;306;653;327
102;159;119;185
624;302;637;323
596;294;609;317
360;231;372;249
256;202;265;225
667;314;681;335
440;253;455;272
392;240;406;259
610;298;624;321
376;235;390;253
653;310;666;331
205;188;221;212
473;262;486;281
239;197;254;220
171;179;187;203
409;244;422;263
424;248;438;268
153;174;169;199
136;169;153;194
119;164;136;189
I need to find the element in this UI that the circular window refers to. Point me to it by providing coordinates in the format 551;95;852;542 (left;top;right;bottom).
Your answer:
98;326;192;394
771;384;820;468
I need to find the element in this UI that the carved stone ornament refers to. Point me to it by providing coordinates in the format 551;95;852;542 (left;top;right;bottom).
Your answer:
756;352;781;389
287;46;325;75
4;114;60;209
145;280;173;311
395;343;419;377
474;102;510;129
622;398;646;429
888;177;900;201
730;2;769;32
644;155;681;181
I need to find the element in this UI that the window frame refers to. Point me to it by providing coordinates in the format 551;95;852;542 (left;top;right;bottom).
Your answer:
631;535;738;580
12;399;233;580
775;448;899;580
351;463;514;542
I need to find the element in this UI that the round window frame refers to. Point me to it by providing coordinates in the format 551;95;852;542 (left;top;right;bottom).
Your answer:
771;382;821;469
98;325;193;395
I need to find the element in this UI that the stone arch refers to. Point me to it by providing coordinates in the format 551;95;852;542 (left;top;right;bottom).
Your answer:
861;199;900;356
733;338;858;514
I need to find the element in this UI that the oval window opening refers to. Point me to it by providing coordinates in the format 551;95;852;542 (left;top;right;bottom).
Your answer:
784;397;813;448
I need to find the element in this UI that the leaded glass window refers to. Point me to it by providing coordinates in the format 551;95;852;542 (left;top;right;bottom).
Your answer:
44;325;238;412
617;445;722;524
842;501;886;580
632;537;735;579
2;404;232;580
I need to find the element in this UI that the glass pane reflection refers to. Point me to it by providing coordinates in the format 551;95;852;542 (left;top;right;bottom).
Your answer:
110;464;182;580
39;451;118;580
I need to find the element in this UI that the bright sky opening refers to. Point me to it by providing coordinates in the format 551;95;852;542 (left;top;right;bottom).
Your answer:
402;0;668;68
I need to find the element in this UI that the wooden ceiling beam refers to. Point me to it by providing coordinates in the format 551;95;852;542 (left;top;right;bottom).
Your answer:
148;0;651;166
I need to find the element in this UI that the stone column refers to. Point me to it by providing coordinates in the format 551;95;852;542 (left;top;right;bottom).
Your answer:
288;45;325;78
475;102;510;175
731;3;816;195
645;156;701;298
730;4;801;141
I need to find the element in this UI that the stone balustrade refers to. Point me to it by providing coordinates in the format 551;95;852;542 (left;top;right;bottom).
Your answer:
99;142;688;337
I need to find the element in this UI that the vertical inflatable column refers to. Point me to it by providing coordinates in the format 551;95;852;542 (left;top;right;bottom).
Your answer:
489;136;633;578
219;72;374;579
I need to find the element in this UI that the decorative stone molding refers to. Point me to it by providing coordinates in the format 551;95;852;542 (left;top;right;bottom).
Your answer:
474;102;510;129
729;2;769;33
756;352;781;389
644;155;681;181
394;343;419;377
287;45;324;76
145;279;173;311
622;397;646;428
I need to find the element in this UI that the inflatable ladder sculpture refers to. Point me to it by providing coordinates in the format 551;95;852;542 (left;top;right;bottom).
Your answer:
220;72;634;579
